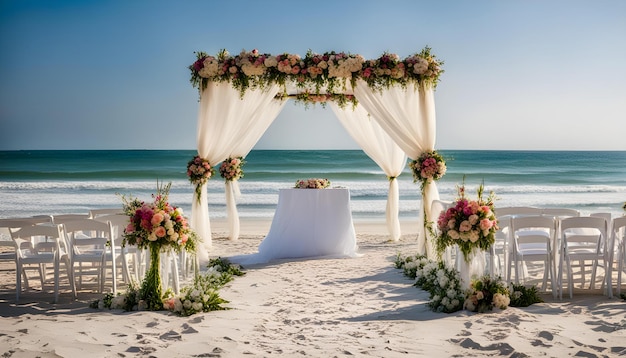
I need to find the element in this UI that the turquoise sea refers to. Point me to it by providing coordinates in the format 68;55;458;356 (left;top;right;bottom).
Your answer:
0;150;625;220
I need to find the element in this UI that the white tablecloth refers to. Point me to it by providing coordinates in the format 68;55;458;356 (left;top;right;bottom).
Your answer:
229;188;359;265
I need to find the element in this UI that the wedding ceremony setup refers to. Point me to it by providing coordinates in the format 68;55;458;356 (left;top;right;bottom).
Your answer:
1;46;626;357
187;47;444;263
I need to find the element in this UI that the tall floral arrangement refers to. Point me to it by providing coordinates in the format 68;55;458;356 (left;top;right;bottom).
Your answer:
187;155;214;203
409;150;447;190
219;157;245;181
436;181;498;263
120;182;198;311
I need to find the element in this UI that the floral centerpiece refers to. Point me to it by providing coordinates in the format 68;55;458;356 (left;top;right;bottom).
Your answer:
219;157;245;181
464;275;510;313
295;178;331;189
409;150;447;190
436;181;498;263
120;182;198;311
187;155;214;203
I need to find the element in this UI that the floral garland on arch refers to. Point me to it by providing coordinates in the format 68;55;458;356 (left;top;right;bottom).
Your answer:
219;157;245;181
435;180;498;263
409;150;447;191
187;155;214;203
189;47;444;98
290;92;358;110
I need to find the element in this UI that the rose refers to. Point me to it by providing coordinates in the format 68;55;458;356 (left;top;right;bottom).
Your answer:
479;218;493;231
151;212;164;226
154;226;166;238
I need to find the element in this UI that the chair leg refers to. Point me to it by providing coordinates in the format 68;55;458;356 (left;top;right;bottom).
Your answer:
54;261;60;304
590;259;598;290
66;259;77;299
567;258;574;299
541;260;549;292
15;263;21;302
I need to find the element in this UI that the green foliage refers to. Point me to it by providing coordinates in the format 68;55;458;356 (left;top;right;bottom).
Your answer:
508;283;544;307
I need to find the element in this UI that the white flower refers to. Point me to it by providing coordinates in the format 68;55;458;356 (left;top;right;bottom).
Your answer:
447;289;457;299
183;299;192;309
190;289;201;300
493;293;510;309
192;301;203;312
464;298;475;311
438;276;449;288
263;56;277;67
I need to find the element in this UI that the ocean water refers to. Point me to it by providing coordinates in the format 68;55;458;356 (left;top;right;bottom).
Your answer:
1;150;625;221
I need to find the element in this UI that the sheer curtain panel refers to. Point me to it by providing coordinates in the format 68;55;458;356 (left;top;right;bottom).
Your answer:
353;81;439;258
329;102;407;241
193;82;286;263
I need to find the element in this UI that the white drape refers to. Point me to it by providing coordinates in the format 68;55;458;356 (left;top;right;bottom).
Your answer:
328;102;407;241
353;80;439;258
193;81;286;263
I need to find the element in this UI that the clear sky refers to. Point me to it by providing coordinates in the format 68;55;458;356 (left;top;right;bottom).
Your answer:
1;0;624;151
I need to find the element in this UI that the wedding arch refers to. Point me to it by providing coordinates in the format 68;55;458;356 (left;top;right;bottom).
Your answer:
188;48;445;263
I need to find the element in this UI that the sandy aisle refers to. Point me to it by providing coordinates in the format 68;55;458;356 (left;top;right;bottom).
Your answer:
1;219;625;357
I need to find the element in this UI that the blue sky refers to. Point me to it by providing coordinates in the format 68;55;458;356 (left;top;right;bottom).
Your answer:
1;0;624;151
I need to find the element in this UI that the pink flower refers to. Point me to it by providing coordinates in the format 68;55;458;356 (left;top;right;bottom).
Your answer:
479;219;493;230
459;220;472;232
151;213;164;226
154;226;166;238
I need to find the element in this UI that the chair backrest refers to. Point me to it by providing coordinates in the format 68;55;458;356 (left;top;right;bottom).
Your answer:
511;215;556;245
89;208;124;218
62;218;113;255
50;214;90;224
496;206;542;217
0;217;54;250
611;216;626;249
560;216;608;250
10;223;66;258
541;208;580;219
93;214;129;246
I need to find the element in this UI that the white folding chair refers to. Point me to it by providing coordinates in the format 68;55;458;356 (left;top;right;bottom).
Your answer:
611;216;626;296
93;214;138;285
510;215;557;297
10;223;75;303
62;218;116;295
496;207;542;280
558;216;608;299
0;217;54;275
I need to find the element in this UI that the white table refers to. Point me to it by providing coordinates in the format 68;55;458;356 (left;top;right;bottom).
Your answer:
255;188;359;261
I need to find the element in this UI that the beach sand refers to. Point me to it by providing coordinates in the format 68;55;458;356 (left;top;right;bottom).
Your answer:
1;219;625;357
